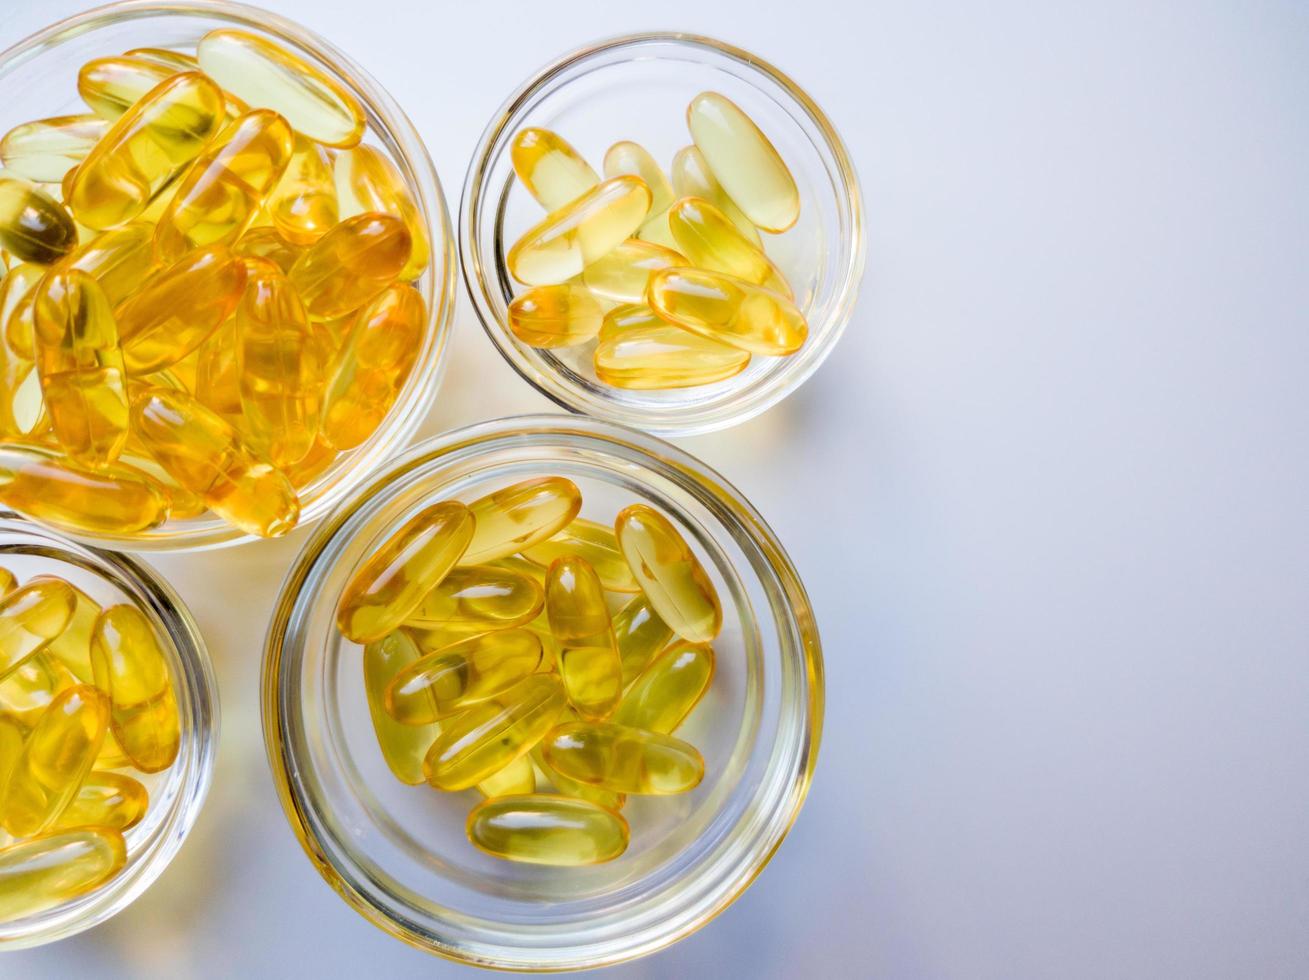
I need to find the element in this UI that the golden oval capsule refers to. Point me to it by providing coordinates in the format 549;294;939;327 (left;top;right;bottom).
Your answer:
0;578;76;680
91;604;180;773
476;754;535;799
545;557;623;721
0;115;110;183
1;262;49;360
405;564;544;632
267;134;339;246
197;29;366;149
58;221;158;307
288;212;411;318
595;303;751;390
507;283;604;348
603;140;679;250
611;593;673;684
531;745;625;811
543;721;704;795
525;518;639;593
581;238;685;306
334;145;429;280
687;92;800;233
0;176;77;265
507;176;652;286
0;827;126;923
386;629;543;724
669;196;792;298
671;145;762;247
460;477;582;565
615;503;721;642
40;578;100;684
647;267;807;356
0;652;76;728
77;56;174;120
337;500;475;643
467;795;628;866
233;225;303;274
363;630;438;785
55;771;148;831
510;128;599;212
614;640;714;734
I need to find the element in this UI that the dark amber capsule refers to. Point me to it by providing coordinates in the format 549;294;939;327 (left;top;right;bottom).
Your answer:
288;212;411;318
0;175;77;265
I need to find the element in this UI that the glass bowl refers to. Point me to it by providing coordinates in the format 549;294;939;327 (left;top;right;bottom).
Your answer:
0;513;218;948
0;0;457;551
261;415;823;970
460;32;864;436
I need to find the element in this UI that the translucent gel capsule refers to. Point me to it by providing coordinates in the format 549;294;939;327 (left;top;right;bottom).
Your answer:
41;578;100;683
288;212;411;318
507;284;603;348
122;47;200;72
595;303;750;390
91;604;179;773
422;673;566;791
0;443;170;535
687;92;800;233
0;578;76;680
197;29;366;148
614;641;714;734
56;771;148;831
279;435;337;489
647;267;807;356
669;196;792;298
0;828;126;923
58;221;158;307
405;564;544;632
467;795;628;866
268;135;338;246
336;500;475;643
119;450;207;520
476;754;535;799
77;56;174;120
1;684;109;836
0;712;22;788
507;176;652;286
603;140;679;250
0;653;76;728
581;238;685;306
531;745;625;811
670;144;762;247
33;270;130;466
386;629;543;724
363;631;438;785
0;115;110;182
615;504;722;643
0;364;47;440
69;72;227;231
612;593;673;684
1;263;47;359
193;318;240;418
525;519;640;593
233;225;303;275
460;477;582;565
154;109;295;260
543;721;704;795
334;145;429;280
545;557;623;721
510;128;598;212
0;176;77;264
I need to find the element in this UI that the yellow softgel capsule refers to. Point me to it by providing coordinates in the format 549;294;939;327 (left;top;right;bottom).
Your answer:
543;721;704;795
670;144;762;247
337;501;475;643
422;673;566;791
69;72;227;231
58;221;158;307
267;135;339;246
603;140;679;250
507;284;604;349
55;771;148;831
467;795;628;866
0;827;126;923
385;629;543;724
614;504;721;643
2;262;48;360
507;176;652;286
510;128;599;212
197;29;366;149
0;115;110;183
279;435;337;489
0;176;77;265
288;212;411;318
545;557;623;721
594;303;751;390
0;443;170;535
0;653;76;728
581;238;685;306
613;640;714;734
687;92;800;233
525;518;640;593
76;56;174;120
476;754;535;799
193;319;240;418
0;711;21;781
90;604;180;773
233;225;303;273
404;564;544;632
460;477;582;565
647;267;807;356
668;196;792;298
363;630;438;785
40;577;100;684
531;745;625;811
334;145;429;280
611;593;673;684
0;578;76;680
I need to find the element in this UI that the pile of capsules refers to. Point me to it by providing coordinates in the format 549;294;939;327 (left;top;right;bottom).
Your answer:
0;29;429;539
506;91;805;391
0;567;179;920
336;477;720;866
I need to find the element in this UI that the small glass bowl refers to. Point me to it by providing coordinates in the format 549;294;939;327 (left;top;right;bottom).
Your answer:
0;513;218;949
262;415;823;970
0;0;457;551
460;32;864;436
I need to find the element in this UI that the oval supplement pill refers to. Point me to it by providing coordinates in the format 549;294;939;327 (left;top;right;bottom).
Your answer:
460;477;582;566
647;267;807;357
614;503;722;643
467;794;628;866
0;827;126;922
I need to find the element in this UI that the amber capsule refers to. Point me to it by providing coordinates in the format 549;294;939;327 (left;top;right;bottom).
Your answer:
507;284;603;348
233;225;303;273
0;578;76;680
476;754;535;798
1;263;47;359
525;519;639;593
267;135;339;246
614;504;721;643
77;56;174;120
670;144;762;247
405;564;544;633
531;745;625;811
647;267;807;356
0;828;126;922
595;303;750;390
55;771;148;831
0;653;75;728
612;593;674;684
669;196;792;298
545;557;623;721
543;721;703;795
467;795;627;866
289;212;411;318
507;176;652;286
40;578;100;684
279;436;337;489
460;477;582;565
510;128;599;212
386;629;543;724
603;140;679;250
90;604;179;773
363;630;438;785
197;29;366;148
337;501;475;643
0;176;77;265
422;673;566;791
0;115;110;183
193;318;241;418
581;239;685;306
58;221;158;307
614;641;714;734
334;145;429;280
69;72;227;231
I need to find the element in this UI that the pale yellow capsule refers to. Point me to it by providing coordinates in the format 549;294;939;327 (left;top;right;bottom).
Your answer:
603;140;679;250
614;503;722;643
55;771;148;831
543;721;704;795
668;196;792;298
594;303;751;390
531;745;625;811
545;557;623;721
614;640;714;734
647;267;807;356
404;564;543;632
0;579;76;680
461;477;582;565
466;794;628;866
0;828;126;923
334;145;429;280
386;629;542;724
670;145;761;247
76;56;174;120
611;593;673;684
511;128;599;212
363;630;439;785
267;135;338;246
0;653;75;728
507;284;604;348
39;578;100;684
0;115;110;183
581;238;685;305
476;753;536;798
1;263;47;360
525;518;640;593
0;176;77;265
91;604;180;773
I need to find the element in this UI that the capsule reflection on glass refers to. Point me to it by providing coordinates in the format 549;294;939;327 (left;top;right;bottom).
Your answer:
55;771;148;831
0;443;170;535
525;518;639;593
288;212;411;318
76;56;174;120
582;239;684;307
0;828;126;923
603;140;679;250
475;754;536;799
614;640;714;734
91;604;180;773
334;145;429;280
0;578;76;680
669;196;792;298
543;721;704;795
460;477;582;565
404;564;544;633
612;593;674;684
466;795;628;866
615;503;721;643
647;267;807;356
58;221;158;307
363;630;439;785
267;135;339;246
0;176;77;265
670;144;762;247
0;115;110;183
545;557;623;721
594;303;751;390
385;629;543;724
507;284;604;349
510;128;598;212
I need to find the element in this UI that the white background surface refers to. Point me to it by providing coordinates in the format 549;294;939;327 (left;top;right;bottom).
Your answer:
4;1;1308;977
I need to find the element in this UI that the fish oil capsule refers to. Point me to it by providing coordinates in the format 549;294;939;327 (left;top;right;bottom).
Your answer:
668;196;792;298
385;629;543;724
581;239;685;306
476;754;535;798
153;110;295;261
687;92;800;233
55;771;148;831
267;135;339;246
545;557;623;721
320;284;424;451
531;745;625;811
91;604;180;773
121;47;200;72
422;673;566;791
0;711;21;784
0;653;76;728
288;212;411;318
334;145;430;280
0;176;77;265
337;501;475;643
603;140;679;250
69;72;227;231
543;721;704;795
670;144;762;247
507;284;604;348
525;519;640;593
511;128;599;212
647;267;807;356
363;631;438;785
1;684;109;836
1;263;47;359
595;303;751;390
279;435;337;489
197;29;366;149
0;578;76;679
0;115;110;183
59;221;158;307
404;565;544;632
193;319;240;418
233;226;303;273
33;270;130;466
467;795;628;866
612;593;674;684
0;362;46;440
0;443;170;535
0;828;126;922
40;578;100;684
76;56;174;120
614;641;714;734
507;176;652;286
615;504;721;643
460;477;582;565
